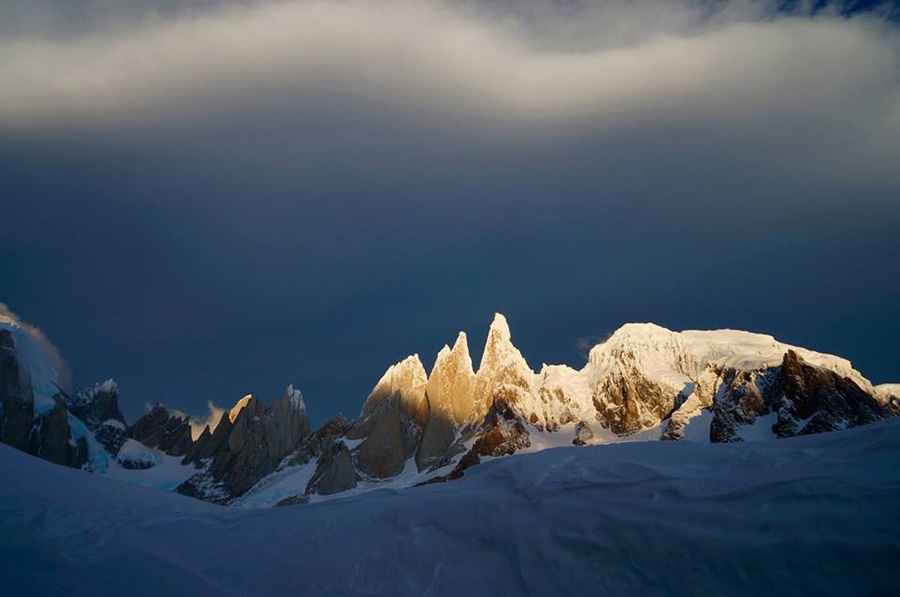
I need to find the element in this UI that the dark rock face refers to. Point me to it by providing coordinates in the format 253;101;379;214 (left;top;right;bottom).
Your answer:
709;369;773;443
286;415;352;468
128;404;193;457
775;350;888;436
275;494;310;507
28;397;88;468
177;391;311;503
349;358;429;479
572;421;594;446
306;440;358;496
183;414;231;466
67;381;127;456
0;329;35;451
350;394;409;479
888;397;900;417
1;330;88;469
68;381;125;429
448;400;531;480
118;454;157;470
415;411;459;472
709;351;890;442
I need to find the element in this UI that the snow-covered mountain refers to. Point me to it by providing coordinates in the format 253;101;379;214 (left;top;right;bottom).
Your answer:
1;312;897;507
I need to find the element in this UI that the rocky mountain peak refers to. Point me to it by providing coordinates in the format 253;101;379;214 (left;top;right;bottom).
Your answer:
473;313;536;422
360;354;428;424
281;384;306;413
478;313;527;374
427;331;475;425
69;379;125;427
229;394;256;424
128;403;192;457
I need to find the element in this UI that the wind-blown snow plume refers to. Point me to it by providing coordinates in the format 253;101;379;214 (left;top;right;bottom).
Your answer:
190;400;226;440
0;302;71;390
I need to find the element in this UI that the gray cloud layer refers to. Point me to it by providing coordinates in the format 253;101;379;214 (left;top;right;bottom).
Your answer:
2;1;897;188
0;4;895;122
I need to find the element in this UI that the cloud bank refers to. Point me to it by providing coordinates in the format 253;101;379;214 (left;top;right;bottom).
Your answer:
1;1;898;135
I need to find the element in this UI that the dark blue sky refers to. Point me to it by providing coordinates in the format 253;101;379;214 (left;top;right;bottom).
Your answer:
1;0;898;425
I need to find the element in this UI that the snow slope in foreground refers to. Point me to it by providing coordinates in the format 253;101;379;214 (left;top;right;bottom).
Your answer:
2;420;899;596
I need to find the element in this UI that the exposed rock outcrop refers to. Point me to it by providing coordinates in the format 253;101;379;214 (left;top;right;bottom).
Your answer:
0;328;36;451
572;420;594;446
67;380;127;455
128;404;193;457
4;309;898;506
448;399;531;480
177;387;311;503
775;350;888;436
350;355;428;478
28;397;88;468
1;325;88;469
306;440;358;496
416;332;476;471
592;362;682;435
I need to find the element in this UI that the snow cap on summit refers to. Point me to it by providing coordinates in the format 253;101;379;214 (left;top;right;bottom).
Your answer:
489;313;511;339
282;384;306;413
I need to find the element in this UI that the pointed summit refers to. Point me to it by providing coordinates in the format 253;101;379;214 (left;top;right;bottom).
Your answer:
427;330;476;426
453;330;469;353
479;312;530;376
489;313;510;338
281;384;306;413
417;330;477;470
361;354;428;423
229;394;255;424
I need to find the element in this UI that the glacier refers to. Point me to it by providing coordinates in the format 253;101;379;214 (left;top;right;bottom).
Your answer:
1;417;899;595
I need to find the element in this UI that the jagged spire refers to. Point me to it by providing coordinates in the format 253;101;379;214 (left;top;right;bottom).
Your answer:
489;313;510;339
229;394;255;424
281;384;306;413
479;312;529;375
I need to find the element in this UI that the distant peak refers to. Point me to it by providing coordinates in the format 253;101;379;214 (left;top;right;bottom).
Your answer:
96;378;118;394
479;312;532;375
283;384;306;412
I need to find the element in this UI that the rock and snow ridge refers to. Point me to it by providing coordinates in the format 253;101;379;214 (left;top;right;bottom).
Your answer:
1;311;897;506
223;313;897;506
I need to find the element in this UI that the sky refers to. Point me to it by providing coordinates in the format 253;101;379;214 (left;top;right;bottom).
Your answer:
1;0;899;426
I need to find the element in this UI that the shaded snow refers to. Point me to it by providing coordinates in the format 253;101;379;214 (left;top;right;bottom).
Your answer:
106;440;197;492
2;419;899;595
876;383;900;402
680;409;714;442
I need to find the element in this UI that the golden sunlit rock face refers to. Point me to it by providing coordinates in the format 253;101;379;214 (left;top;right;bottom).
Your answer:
228;395;255;424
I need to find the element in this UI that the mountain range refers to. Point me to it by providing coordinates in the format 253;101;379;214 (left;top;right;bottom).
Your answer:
2;311;898;506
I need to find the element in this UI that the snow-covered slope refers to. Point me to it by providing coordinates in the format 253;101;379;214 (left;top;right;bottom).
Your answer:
2;418;899;595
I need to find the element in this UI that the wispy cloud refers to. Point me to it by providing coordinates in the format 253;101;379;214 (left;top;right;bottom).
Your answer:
0;302;72;389
188;400;225;440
